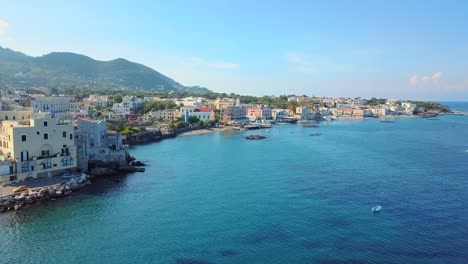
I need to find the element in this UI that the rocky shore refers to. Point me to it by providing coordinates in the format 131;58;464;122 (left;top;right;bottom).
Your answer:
0;174;91;213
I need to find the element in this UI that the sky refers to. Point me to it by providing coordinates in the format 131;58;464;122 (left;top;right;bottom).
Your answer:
0;0;468;100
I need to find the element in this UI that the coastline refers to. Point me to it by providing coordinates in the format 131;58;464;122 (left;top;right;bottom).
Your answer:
178;126;235;136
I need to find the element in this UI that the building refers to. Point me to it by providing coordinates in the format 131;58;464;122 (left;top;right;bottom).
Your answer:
111;96;144;114
295;107;310;120
215;98;234;110
31;96;71;117
271;109;290;120
0;118;77;183
74;118;128;172
182;97;203;108
352;109;364;118
370;108;388;117
180;106;215;122
83;95;110;108
247;105;272;120
147;109;180;121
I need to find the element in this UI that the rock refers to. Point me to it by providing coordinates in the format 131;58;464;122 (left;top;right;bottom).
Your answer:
245;135;267;140
24;197;34;204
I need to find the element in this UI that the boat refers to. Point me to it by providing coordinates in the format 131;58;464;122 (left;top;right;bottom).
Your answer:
266;130;270;132
371;206;382;213
309;132;321;136
380;120;395;123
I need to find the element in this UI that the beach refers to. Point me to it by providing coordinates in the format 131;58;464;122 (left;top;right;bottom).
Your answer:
178;126;235;136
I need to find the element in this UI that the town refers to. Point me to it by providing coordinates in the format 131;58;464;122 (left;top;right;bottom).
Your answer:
0;87;451;189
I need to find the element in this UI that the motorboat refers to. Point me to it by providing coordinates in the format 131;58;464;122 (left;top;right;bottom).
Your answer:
372;206;382;213
309;132;321;136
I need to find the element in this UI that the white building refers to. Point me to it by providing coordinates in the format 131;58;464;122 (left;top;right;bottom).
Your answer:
111;96;144;114
75;118;128;172
180;106;215;122
31;96;71;118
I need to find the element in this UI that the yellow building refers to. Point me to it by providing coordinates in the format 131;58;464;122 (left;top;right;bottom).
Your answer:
215;99;234;110
0;118;77;183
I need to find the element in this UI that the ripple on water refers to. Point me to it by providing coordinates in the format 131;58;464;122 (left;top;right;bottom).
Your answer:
175;258;214;264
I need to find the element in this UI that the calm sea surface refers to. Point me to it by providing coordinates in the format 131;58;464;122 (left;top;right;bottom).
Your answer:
1;102;467;264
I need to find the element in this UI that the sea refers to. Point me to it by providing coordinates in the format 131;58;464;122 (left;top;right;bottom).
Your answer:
1;102;467;264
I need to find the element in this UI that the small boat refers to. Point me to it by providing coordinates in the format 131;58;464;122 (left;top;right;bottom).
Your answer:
266;130;270;132
309;132;321;136
380;120;395;123
372;206;382;213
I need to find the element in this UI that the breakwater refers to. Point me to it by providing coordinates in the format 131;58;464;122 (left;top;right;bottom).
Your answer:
0;174;91;213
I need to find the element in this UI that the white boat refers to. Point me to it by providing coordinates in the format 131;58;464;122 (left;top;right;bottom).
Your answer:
372;206;382;213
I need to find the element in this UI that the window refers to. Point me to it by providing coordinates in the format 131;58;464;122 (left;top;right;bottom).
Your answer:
12;116;16;120
63;131;67;138
42;160;52;169
21;151;29;162
44;133;49;140
44;121;48;127
41;150;50;157
37;131;40;135
21;135;27;141
21;163;29;173
61;157;73;166
4;116;8;120
70;134;73;140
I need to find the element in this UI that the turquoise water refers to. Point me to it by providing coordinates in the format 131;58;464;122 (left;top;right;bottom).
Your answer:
1;102;468;264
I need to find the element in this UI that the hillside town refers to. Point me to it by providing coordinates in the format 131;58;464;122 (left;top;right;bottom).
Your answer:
0;87;450;186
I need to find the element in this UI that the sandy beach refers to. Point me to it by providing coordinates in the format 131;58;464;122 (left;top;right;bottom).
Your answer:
178;127;235;136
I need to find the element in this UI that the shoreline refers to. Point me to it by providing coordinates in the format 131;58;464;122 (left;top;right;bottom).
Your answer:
178;126;235;137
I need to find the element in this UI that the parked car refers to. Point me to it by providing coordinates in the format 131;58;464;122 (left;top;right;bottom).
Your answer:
13;185;29;193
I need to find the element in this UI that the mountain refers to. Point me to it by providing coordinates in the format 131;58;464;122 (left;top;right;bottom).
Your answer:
0;46;211;93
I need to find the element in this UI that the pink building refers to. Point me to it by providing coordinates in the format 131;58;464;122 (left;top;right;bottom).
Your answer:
247;105;272;120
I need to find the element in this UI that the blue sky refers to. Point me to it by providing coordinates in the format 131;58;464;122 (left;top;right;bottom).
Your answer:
1;0;467;100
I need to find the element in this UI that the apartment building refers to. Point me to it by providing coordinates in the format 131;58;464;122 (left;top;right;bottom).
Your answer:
0;118;77;183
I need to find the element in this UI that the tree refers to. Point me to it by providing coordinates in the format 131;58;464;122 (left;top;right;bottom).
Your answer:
197;120;205;127
188;116;200;124
114;94;123;103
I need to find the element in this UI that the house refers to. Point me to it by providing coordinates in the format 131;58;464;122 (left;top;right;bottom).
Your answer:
180;106;215;122
74;118;128;172
0;118;77;183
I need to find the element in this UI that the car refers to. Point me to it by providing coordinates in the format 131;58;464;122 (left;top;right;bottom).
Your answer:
13;185;29;193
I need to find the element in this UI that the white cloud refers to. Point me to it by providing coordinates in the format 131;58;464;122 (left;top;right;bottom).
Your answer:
432;72;443;83
409;72;443;87
0;19;8;34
